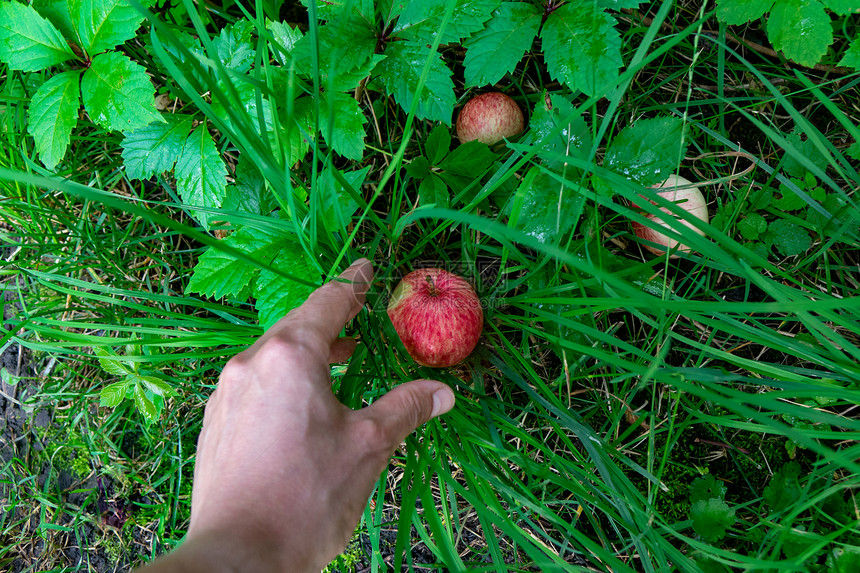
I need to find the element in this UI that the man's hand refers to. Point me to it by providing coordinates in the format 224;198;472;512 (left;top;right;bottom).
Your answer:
139;259;455;572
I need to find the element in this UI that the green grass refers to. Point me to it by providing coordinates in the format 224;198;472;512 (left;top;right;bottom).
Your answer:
2;0;860;571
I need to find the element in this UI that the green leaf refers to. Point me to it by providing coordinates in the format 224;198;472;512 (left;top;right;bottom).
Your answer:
394;0;500;44
822;0;858;15
418;174;449;208
828;546;860;573
0;2;75;71
689;475;727;503
99;379;130;407
175;125;228;230
94;347;131;377
690;499;736;541
33;0;77;42
27;70;81;170
838;38;860;70
506;165;583;245
767;0;832;67
319;91;366;160
315;165;370;234
603;117;687;188
463;2;541;87
405;156;430;179
769;219;811;257
121;114;194;180
425;124;451;165
540;1;622;96
139;376;178;397
782;130;830;178
773;182;808;211
737;212;767;240
764;462;802;512
301;0;374;22
376;41;456;124
134;383;158;425
439;140;496;176
292;15;380;92
529;93;593;169
68;0;149;55
267;20;303;65
81;51;164;131
715;0;774;25
222;156;275;216
212;19;255;73
253;240;318;331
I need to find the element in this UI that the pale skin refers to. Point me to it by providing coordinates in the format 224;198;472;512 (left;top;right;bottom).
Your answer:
138;258;456;573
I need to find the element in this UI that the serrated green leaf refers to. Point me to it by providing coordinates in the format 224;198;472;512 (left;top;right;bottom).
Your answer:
267;20;303;65
134;384;158;424
769;219;812;257
81;51;163;131
212;19;255;73
507;165;583;245
767;0;832;67
0;2;75;71
69;0;148;55
764;461;802;511
121;114;193;180
529;93;592;169
405;156;430;179
603;117;687;188
139;376;178;397
301;0;374;22
690;498;736;541
738;212;767;240
689;476;728;503
782;130;830;178
829;546;860;573
94;347;131;377
33;0;77;42
100;379;130;407
222;156;274;216
253;241;318;331
439;140;496;176
418;174;449;207
463;2;541;87
425;124;451;165
823;0;858;15
316;165;370;234
715;0;774;25
292;15;380;92
319;91;366;160
28;70;81;170
395;0;500;44
174;125;227;230
838;38;860;70
773;182;808;211
376;41;456;124
540;1;622;96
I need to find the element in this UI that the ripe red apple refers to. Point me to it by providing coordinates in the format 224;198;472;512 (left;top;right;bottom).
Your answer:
631;174;709;257
387;268;483;368
455;92;524;145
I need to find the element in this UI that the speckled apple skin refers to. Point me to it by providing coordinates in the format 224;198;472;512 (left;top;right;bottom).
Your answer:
456;92;524;145
631;175;708;257
387;269;483;368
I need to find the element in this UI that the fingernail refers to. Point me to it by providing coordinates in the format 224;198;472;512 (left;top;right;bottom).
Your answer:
431;387;456;417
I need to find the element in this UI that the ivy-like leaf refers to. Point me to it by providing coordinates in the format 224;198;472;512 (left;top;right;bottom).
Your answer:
690;499;736;541
301;0;374;22
253;240;318;331
28;70;82;170
175;125;228;229
603;117;687;188
319;91;367;160
737;212;767;240
81;51;164;131
689;475;728;504
540;1;622;96
121;114;194;180
394;0;499;44
376;41;456;124
506;165;583;245
0;2;75;71
766;0;832;68
69;0;149;55
463;2;541;88
764;461;802;511
715;0;774;25
99;379;130;407
838;39;860;70
769;219;811;257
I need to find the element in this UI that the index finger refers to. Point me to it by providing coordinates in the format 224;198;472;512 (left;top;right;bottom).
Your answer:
260;258;374;349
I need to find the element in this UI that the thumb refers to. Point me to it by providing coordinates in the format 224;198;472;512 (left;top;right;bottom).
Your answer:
360;380;455;447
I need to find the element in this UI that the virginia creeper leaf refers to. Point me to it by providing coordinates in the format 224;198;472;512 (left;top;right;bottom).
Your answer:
529;93;592;169
767;0;832;68
94;347;131;377
81;51;163;131
603;117;687;188
419;174;449;208
32;0;77;42
463;2;541;87
715;0;774;25
0;2;75;71
121;114;194;180
540;1;623;96
822;0;857;15
376;41;456;124
315;165;370;234
100;379;130;407
507;165;582;245
139;376;178;397
318;91;367;160
394;0;500;44
68;0;149;55
212;19;255;73
425;124;451;165
838;39;860;70
253;239;318;331
175;125;228;229
134;384;158;424
28;70;82;170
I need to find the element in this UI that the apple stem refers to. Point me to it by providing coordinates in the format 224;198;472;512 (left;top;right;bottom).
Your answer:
425;274;437;297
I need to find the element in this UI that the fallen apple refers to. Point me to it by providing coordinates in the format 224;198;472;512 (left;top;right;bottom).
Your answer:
455;92;524;145
631;174;709;257
387;268;483;368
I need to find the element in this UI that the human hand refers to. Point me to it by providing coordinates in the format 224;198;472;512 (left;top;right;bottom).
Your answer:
138;258;455;572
